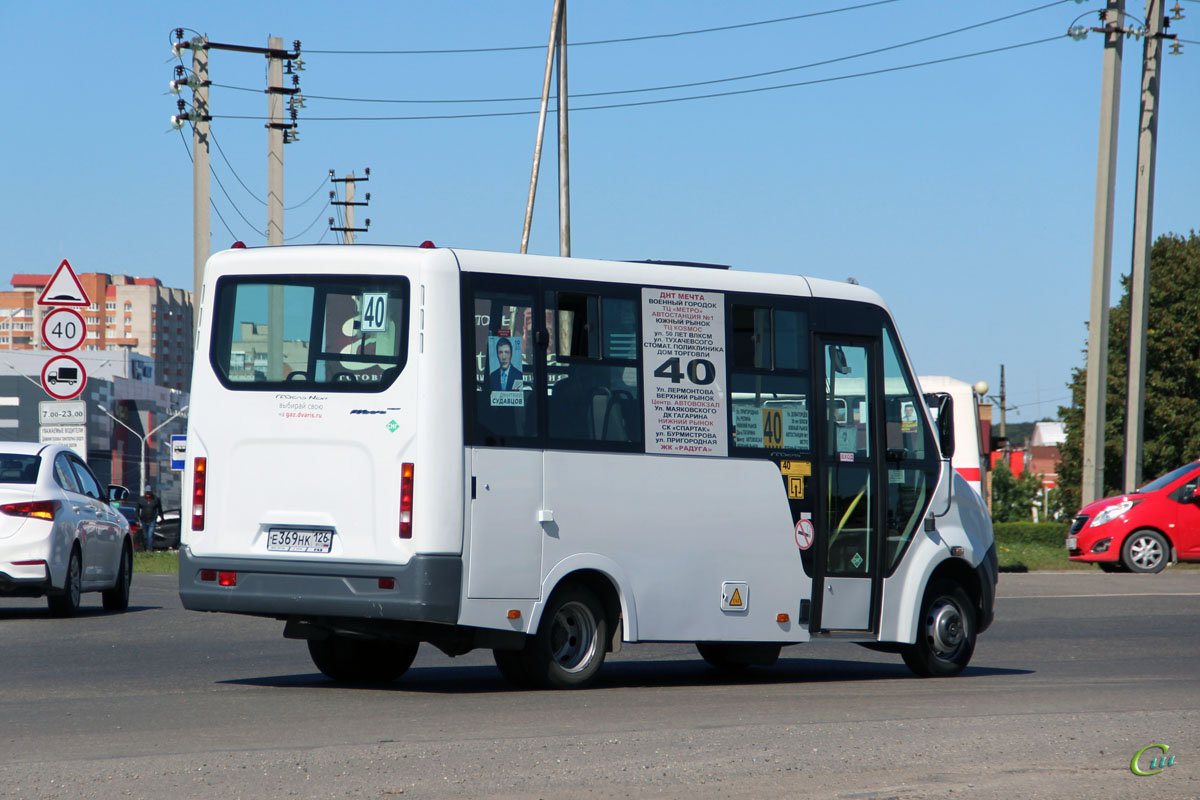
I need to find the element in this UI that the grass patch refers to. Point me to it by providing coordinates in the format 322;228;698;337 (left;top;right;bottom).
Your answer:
993;522;1082;572
134;550;179;574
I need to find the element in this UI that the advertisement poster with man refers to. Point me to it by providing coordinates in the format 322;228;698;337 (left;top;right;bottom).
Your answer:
488;335;525;406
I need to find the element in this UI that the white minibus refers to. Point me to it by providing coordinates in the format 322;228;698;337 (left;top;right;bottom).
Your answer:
180;244;997;688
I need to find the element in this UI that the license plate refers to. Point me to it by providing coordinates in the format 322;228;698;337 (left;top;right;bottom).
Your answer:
1065;536;1077;550
267;528;334;553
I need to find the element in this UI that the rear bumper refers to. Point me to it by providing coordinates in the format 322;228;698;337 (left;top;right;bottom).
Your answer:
178;547;462;624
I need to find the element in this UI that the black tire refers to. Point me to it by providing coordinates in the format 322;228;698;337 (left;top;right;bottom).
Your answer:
492;648;534;687
47;548;82;618
901;579;976;677
102;541;133;611
1120;529;1169;574
521;585;608;689
696;642;782;672
307;635;419;683
1098;562;1126;574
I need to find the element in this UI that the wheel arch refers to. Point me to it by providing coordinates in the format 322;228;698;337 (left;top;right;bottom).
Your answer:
536;555;635;645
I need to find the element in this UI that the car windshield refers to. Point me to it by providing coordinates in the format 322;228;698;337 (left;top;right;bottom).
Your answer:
1137;462;1200;494
0;454;40;484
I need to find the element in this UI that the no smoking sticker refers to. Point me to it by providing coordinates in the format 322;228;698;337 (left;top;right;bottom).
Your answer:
795;519;815;550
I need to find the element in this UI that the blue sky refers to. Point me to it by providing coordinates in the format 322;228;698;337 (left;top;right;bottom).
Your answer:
2;1;1196;423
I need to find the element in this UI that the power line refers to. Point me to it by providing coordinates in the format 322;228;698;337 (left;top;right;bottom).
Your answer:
209;36;1064;123
304;0;903;55
285;199;333;242
210;128;266;205
177;128;239;242
212;2;1067;107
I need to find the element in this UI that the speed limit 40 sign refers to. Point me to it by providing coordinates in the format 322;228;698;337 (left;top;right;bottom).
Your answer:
41;307;87;353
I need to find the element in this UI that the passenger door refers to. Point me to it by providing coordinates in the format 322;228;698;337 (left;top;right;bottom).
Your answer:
464;277;544;599
811;337;882;632
66;455;121;586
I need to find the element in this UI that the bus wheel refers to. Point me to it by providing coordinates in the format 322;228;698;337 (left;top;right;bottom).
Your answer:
524;585;607;689
696;643;781;672
901;579;976;677
307;635;418;683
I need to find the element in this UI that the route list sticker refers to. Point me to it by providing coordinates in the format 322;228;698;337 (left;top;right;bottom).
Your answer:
641;288;727;456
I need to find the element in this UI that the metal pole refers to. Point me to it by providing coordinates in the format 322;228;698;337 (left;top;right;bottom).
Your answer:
1124;0;1164;492
192;38;210;341
520;0;564;254
1082;0;1124;507
557;1;571;257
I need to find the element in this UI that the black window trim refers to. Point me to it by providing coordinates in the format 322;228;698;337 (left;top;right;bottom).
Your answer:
209;273;411;394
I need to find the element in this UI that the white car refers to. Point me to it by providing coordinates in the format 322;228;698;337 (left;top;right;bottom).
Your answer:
0;443;133;616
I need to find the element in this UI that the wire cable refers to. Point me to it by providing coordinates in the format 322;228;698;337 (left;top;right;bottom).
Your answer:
210;36;1064;122
285;199;333;241
210;128;266;206
305;1;903;55
213;2;1067;107
177;128;240;242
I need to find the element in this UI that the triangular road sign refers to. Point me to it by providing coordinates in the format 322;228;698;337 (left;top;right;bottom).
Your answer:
37;259;90;307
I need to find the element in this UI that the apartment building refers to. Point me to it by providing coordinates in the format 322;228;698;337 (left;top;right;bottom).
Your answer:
2;272;194;392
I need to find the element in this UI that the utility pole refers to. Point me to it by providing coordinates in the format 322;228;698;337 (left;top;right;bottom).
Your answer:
521;0;565;255
1081;0;1125;507
267;36;285;246
557;1;571;257
1124;0;1167;491
330;170;371;243
190;40;209;332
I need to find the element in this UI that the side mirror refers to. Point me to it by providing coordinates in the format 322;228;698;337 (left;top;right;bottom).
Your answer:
923;392;955;459
1191;485;1200;503
108;484;130;503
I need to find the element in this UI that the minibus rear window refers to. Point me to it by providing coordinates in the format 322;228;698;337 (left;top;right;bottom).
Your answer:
210;275;409;392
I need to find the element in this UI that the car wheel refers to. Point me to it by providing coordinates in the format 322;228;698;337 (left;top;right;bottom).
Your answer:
520;585;608;689
901;579;976;677
307;635;418;683
102;541;133;611
47;548;82;618
696;642;782;672
1121;529;1169;573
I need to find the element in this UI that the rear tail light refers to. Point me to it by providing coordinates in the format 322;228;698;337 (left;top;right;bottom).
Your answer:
218;571;237;587
192;457;207;531
0;500;62;520
399;462;414;539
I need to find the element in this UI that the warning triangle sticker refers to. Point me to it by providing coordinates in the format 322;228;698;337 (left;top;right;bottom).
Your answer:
730;588;743;607
37;259;90;307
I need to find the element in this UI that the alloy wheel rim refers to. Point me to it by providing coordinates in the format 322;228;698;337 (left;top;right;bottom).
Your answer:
68;556;81;605
549;600;598;673
1130;535;1163;569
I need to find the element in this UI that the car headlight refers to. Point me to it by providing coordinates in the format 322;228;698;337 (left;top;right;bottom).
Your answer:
1089;499;1139;527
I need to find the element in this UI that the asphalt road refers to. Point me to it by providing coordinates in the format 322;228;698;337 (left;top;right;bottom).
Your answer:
1;571;1198;800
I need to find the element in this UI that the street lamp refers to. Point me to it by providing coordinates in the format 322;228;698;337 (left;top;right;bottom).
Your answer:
98;404;189;496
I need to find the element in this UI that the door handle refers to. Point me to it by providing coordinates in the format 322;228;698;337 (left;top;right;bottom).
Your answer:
537;509;554;523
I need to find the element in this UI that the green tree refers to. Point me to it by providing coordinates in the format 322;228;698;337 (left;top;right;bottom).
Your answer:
991;459;1042;522
1058;231;1200;513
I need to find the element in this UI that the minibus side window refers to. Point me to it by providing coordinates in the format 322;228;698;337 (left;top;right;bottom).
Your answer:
545;288;641;447
467;287;539;445
729;304;811;454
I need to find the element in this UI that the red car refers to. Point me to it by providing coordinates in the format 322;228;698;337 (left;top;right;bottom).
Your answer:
1067;460;1200;573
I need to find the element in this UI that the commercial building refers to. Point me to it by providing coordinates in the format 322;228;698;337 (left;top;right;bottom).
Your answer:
1;271;193;392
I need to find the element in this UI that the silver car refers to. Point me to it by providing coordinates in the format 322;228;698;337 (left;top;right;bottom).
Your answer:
0;443;133;616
